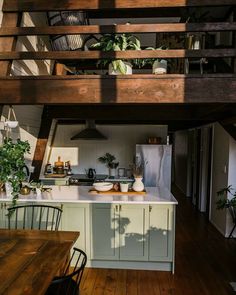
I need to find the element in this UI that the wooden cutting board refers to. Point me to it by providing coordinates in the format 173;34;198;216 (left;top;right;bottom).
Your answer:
44;174;66;178
89;189;146;195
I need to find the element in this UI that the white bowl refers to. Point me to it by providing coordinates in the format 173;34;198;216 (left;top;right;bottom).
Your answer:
93;182;113;192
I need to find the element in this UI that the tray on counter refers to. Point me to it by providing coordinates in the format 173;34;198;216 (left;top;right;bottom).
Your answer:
89;189;147;195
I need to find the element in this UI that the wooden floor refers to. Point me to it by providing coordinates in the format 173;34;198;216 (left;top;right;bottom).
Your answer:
80;185;236;295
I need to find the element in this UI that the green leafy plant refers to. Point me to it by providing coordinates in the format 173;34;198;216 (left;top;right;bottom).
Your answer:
138;46;170;69
216;185;236;209
29;181;51;193
0;138;30;206
90;33;141;74
98;152;119;168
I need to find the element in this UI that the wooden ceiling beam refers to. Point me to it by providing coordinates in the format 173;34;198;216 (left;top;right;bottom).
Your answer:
0;75;235;104
0;49;236;61
3;0;236;12
1;23;236;36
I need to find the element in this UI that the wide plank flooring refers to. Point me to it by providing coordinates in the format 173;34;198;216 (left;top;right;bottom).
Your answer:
80;185;236;295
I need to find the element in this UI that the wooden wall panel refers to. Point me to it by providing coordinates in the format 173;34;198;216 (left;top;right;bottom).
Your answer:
0;75;235;104
0;12;22;75
0;23;236;36
3;0;236;11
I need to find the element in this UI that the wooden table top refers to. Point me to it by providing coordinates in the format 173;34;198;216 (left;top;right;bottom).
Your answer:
0;229;80;295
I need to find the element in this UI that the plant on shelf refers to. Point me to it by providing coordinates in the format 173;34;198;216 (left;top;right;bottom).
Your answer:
0;138;30;206
90;33;141;75
139;46;169;74
98;152;119;169
216;185;236;238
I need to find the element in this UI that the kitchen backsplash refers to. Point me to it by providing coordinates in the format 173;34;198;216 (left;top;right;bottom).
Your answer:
42;124;168;175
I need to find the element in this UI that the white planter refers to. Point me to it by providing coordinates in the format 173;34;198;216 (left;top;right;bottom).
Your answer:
132;177;144;192
5;121;18;129
5;182;13;198
152;59;167;74
120;183;129;192
108;61;132;75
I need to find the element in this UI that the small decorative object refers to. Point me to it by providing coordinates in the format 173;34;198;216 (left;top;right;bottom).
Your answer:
217;185;236;238
90;33;141;75
20;185;31;195
0;138;30;206
98;153;119;177
120;182;129;193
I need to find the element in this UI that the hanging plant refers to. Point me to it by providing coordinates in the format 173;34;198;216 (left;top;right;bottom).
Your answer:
0;138;30;206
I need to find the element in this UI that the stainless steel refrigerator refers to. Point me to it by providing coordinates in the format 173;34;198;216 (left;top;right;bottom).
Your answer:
136;144;172;189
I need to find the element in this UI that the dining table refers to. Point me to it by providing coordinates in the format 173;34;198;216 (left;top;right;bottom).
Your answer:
0;229;80;295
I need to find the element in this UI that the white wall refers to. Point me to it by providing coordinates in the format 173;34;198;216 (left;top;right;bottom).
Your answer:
174;130;188;194
43;124;168;175
0;105;43;166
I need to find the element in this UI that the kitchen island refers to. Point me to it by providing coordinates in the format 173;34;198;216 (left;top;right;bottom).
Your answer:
0;186;177;273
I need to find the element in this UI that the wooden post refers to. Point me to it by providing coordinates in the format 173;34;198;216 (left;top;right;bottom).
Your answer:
30;107;53;181
0;10;22;76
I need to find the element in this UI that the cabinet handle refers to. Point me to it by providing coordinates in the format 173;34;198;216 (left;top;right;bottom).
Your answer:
119;205;122;211
149;205;152;212
4;203;6;208
0;203;2;209
60;204;63;210
115;205;118;212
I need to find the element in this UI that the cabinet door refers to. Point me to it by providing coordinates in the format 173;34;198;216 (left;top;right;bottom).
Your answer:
0;202;7;228
61;203;89;255
90;203;119;260
119;204;149;261
149;205;174;261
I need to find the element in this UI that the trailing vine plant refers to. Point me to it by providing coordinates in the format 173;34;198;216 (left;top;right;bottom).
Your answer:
0;138;30;206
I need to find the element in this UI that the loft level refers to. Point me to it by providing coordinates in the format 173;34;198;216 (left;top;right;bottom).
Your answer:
0;74;235;104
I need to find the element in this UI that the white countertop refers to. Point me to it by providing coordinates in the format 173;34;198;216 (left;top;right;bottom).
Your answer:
0;186;178;205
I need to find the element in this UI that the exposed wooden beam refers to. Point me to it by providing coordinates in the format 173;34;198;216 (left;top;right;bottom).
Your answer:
0;12;22;75
0;23;236;37
3;0;236;11
0;49;236;61
0;74;235;104
30;107;53;181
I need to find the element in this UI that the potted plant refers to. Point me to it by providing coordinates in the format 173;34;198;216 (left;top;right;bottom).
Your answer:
98;152;119;177
216;185;236;238
0;138;30;206
139;46;169;74
120;181;129;192
30;181;52;196
90;33;141;75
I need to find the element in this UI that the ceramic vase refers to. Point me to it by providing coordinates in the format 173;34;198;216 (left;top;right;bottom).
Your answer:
132;177;144;192
5;181;13;198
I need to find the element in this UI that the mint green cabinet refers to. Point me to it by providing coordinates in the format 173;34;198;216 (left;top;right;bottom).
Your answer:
119;204;149;261
149;205;174;262
90;203;119;260
90;204;149;261
61;203;90;257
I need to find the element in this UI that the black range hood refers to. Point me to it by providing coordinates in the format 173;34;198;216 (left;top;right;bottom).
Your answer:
71;120;107;140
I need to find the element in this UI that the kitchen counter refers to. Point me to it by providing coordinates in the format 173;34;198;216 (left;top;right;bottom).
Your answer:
0;186;178;205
